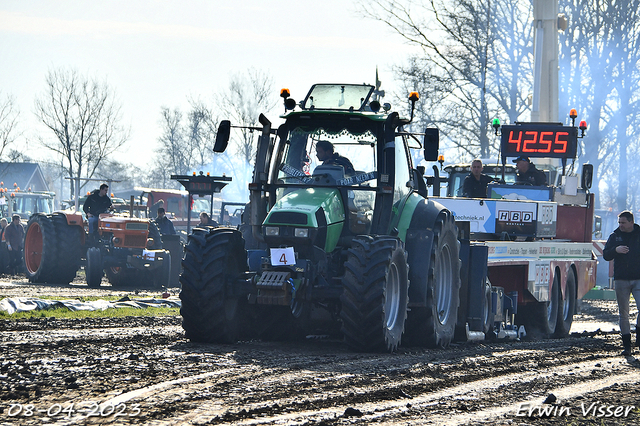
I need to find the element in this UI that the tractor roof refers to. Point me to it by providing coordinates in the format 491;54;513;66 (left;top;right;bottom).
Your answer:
280;83;405;123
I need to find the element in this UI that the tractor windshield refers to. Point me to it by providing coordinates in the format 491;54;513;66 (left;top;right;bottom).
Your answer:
302;84;375;111
275;126;377;188
12;194;54;218
274;125;378;234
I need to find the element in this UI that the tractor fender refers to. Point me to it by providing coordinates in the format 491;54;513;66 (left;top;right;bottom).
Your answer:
63;212;85;227
406;199;451;307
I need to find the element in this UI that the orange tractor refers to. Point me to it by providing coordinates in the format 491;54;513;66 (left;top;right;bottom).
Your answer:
23;212;171;288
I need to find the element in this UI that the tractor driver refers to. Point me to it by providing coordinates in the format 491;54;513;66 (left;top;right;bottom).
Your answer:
83;183;113;236
315;140;355;176
513;156;547;186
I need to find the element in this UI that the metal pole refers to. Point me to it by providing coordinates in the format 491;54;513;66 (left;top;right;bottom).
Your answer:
187;194;192;234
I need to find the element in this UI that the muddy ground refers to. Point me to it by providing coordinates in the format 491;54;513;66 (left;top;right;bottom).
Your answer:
1;276;639;425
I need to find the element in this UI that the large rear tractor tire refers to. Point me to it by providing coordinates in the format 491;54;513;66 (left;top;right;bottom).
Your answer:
180;228;248;343
24;214;57;283
147;222;163;250
50;213;83;283
25;213;83;285
404;211;461;348
554;268;576;337
86;247;103;288
340;236;409;352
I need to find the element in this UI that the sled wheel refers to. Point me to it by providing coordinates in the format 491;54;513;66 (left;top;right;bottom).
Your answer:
554;268;576;337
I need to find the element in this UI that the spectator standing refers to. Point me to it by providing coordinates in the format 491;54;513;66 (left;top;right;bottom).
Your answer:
603;210;640;355
4;215;24;274
155;207;176;235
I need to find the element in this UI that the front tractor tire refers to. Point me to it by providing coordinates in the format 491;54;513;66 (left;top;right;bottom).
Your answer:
340;236;410;352
179;228;248;343
404;211;461;348
86;247;103;288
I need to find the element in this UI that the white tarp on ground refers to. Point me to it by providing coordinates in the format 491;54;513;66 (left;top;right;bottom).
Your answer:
0;297;181;315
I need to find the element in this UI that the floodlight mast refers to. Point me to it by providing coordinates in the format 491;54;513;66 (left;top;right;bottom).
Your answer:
531;0;562;123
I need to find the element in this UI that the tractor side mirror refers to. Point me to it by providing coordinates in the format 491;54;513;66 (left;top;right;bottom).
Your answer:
594;215;602;236
213;120;231;153
581;163;593;189
423;128;439;161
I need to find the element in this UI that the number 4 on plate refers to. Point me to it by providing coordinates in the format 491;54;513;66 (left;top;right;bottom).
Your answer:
270;247;296;266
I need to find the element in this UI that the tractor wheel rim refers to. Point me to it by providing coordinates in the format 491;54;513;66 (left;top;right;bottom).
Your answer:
385;262;400;330
25;222;44;274
436;243;453;324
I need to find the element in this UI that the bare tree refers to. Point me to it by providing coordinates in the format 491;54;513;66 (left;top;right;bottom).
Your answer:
560;0;640;211
34;68;129;198
218;68;278;164
186;98;218;170
156;106;187;185
362;0;533;160
0;92;20;159
153;100;218;188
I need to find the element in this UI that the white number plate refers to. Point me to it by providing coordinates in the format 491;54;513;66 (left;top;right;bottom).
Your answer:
270;247;296;266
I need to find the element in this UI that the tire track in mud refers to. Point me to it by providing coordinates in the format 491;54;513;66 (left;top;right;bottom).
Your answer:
112;356;638;425
44;332;635;425
1;306;636;426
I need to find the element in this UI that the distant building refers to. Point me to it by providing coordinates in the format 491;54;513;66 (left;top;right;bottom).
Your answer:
0;162;50;192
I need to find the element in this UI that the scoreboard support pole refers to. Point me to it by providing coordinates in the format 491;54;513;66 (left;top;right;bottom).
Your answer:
171;172;232;234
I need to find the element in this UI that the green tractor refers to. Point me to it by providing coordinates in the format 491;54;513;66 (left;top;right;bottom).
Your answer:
179;83;462;352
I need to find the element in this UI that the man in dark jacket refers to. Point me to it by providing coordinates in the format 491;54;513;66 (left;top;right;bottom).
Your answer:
155;207;176;236
315;140;355;175
603;210;640;355
513;156;547;186
462;159;495;198
83;183;112;235
4;214;24;274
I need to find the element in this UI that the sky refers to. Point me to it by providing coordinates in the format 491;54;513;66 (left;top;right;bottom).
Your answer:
0;0;415;170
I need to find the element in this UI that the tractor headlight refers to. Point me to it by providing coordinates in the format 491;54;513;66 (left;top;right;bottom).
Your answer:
294;228;308;238
265;226;280;236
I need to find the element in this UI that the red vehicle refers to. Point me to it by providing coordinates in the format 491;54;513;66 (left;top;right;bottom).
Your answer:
135;187;214;230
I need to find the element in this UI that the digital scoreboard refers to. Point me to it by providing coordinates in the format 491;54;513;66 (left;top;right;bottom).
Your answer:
188;181;214;193
171;174;232;196
500;124;578;159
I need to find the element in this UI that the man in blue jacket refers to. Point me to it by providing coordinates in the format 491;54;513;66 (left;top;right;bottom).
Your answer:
603;210;640;355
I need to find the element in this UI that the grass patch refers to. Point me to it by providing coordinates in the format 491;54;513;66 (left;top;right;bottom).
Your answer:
0;305;180;320
0;295;168;302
